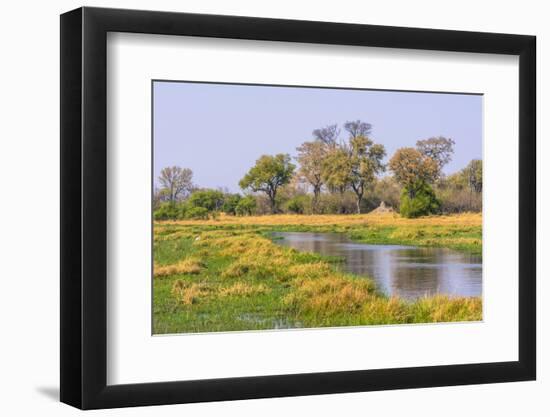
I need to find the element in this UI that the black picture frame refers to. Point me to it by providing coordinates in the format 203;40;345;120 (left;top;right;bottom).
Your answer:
60;6;536;410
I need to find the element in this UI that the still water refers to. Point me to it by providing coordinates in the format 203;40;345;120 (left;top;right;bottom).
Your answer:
272;232;482;300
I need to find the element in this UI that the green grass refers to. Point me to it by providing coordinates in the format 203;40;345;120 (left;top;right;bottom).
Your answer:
153;223;482;334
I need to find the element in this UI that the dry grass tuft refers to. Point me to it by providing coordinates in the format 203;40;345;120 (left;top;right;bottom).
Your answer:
159;212;481;228
287;262;332;279
154;258;204;278
285;275;376;315
218;282;270;297
412;295;482;322
360;296;410;323
171;280;212;305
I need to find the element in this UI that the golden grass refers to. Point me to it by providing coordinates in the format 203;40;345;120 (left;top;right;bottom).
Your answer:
221;255;292;279
171;279;269;305
157;222;482;327
159;212;481;228
153;230;196;242
219;282;270;297
171;280;212;305
287;262;332;279
154;258;204;278
284;275;377;315
360;297;410;323
412;295;483;322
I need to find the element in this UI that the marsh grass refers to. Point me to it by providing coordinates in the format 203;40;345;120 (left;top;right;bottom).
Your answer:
154;258;204;278
162;212;482;254
219;282;270;297
153;214;482;334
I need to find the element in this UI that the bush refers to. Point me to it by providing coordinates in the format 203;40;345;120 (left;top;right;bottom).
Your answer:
235;196;256;216
221;194;242;215
284;195;309;214
188;189;224;211
185;206;209;220
316;192;357;214
153;202;180;220
400;181;440;218
437;187;482;213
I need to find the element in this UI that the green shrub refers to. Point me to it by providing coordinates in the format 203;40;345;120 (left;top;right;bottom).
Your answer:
400;181;440;218
188;189;224;211
185;206;209;220
285;195;308;214
221;194;242;215
235;196;256;216
154;202;180;220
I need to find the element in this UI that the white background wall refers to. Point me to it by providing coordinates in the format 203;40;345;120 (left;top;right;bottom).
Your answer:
0;0;545;415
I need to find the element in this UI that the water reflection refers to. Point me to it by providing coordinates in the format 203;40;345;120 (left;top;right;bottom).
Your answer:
272;232;482;300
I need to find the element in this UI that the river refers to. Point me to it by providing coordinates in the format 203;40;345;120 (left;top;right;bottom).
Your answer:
272;232;482;300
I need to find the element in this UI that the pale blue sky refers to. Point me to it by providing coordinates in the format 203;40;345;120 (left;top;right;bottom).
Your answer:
153;81;482;193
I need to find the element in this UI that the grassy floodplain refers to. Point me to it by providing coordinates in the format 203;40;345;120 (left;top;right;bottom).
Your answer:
153;212;482;334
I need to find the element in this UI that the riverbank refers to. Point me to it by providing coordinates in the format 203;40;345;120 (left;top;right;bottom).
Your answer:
163;212;482;255
153;213;482;334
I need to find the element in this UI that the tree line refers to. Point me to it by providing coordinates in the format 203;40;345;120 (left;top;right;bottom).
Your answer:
154;119;482;220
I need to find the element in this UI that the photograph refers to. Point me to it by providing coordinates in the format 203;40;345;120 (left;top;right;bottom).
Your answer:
152;81;483;335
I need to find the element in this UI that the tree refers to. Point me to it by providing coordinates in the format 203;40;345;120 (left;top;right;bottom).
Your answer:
321;146;351;212
389;148;439;198
344;120;372;139
465;159;482;193
296;141;327;213
188;189;224;212
399;180;440;218
239;154;295;213
312;124;340;146
347;136;386;213
416;136;455;176
158;166;194;202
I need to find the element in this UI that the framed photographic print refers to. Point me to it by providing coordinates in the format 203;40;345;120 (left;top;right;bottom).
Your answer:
60;6;536;409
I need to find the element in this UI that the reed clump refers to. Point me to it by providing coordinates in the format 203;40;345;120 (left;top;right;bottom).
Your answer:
410;295;482;322
219;282;270;297
154;258;204;278
171;280;212;305
284;275;377;315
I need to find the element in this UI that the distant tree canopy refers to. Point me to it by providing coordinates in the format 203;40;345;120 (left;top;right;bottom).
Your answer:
302;120;386;214
239;154;296;213
322;146;351;195
344;119;372;139
296;140;327;213
188;189;224;212
312;124;340;146
389;147;439;197
158;166;194;202
465;159;482;193
153;120;480;221
347;136;386;213
416;136;455;178
389;137;456;218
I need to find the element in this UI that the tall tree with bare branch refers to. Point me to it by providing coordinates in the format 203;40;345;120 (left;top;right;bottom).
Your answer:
416;136;455;177
347;136;386;213
312;124;340;146
158;166;194;202
296;141;327;213
344;119;372;139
